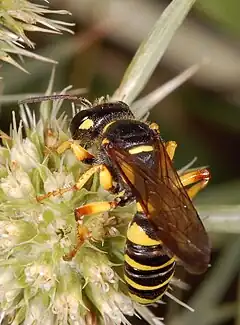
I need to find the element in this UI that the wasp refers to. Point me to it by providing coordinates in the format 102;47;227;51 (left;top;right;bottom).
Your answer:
22;95;211;305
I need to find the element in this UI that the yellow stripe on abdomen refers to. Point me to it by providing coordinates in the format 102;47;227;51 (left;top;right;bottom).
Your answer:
124;272;174;291
128;292;161;305
124;254;175;271
124;211;175;304
127;222;160;246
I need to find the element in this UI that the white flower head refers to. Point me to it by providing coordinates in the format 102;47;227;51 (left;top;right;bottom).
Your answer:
0;221;21;252
97;291;134;325
23;294;55;325
52;292;86;325
0;268;22;312
11;138;40;172
0;146;9;165
1;168;35;199
25;262;57;292
44;170;75;203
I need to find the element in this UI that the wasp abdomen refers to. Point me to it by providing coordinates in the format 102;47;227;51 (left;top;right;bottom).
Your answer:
124;212;175;304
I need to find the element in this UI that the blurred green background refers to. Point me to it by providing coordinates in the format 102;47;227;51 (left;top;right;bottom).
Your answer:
0;1;240;325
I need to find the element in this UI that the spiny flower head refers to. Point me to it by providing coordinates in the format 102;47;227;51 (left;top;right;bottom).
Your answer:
0;96;137;325
0;0;74;72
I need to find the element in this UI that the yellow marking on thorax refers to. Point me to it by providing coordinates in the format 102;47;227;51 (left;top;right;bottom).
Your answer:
102;121;116;134
124;254;175;271
79;118;94;130
124;271;174;290
127;222;160;246
129;145;153;155
102;138;110;145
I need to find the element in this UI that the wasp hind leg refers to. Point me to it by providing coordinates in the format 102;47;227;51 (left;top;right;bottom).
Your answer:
63;224;90;261
180;168;210;200
74;201;118;222
160;133;210;200
63;200;119;261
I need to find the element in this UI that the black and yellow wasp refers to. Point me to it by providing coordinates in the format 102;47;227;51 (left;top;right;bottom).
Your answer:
23;96;211;305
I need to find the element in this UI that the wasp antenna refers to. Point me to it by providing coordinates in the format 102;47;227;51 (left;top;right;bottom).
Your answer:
19;94;92;107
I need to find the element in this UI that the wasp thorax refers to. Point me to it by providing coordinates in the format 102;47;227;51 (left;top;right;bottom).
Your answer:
69;101;134;146
103;120;155;151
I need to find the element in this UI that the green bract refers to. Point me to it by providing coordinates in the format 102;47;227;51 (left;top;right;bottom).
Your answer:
0;99;136;325
0;0;73;72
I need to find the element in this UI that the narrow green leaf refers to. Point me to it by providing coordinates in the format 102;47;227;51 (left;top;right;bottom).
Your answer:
40;66;56;122
132;63;202;118
112;0;197;104
198;204;240;233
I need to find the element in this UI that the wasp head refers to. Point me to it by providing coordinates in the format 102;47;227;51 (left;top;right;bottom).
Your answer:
70;101;134;148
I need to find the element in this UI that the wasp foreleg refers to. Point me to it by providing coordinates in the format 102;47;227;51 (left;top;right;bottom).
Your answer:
57;140;94;164
36;164;107;202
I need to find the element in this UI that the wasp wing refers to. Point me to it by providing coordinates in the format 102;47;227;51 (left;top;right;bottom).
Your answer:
105;140;210;274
